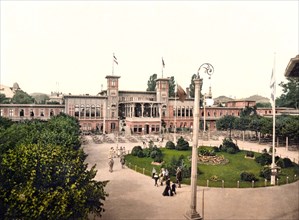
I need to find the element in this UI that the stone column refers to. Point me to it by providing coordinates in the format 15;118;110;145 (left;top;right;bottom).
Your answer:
185;78;203;220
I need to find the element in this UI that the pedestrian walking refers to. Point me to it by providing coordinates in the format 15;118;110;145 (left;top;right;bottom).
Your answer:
171;182;177;195
108;158;114;172
153;173;159;187
176;167;182;188
120;155;125;168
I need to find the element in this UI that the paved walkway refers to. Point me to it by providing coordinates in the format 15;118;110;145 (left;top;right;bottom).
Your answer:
83;136;299;220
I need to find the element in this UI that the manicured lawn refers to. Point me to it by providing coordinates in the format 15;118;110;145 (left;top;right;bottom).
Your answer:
125;147;299;188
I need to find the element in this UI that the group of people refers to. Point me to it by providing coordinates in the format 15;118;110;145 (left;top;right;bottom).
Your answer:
108;146;126;172
152;167;183;197
109;146;126;159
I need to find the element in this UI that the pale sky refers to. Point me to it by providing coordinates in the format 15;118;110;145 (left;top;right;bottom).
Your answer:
1;1;298;99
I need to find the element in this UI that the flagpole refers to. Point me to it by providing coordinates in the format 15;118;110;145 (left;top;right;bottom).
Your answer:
162;57;165;78
112;53;115;75
270;53;276;185
174;84;177;143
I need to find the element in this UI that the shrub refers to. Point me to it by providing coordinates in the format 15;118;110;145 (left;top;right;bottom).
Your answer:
219;138;240;154
246;151;255;158
227;147;237;154
153;154;163;163
259;166;271;180
283;158;293;168
240;171;258;182
175;136;190;151
131;146;143;156
255;153;272;166
150;150;159;159
212;146;220;152
276;158;294;168
199;148;216;156
137;150;144;158
165;141;175;149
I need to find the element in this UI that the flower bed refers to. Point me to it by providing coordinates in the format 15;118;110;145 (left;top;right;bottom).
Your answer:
198;154;229;165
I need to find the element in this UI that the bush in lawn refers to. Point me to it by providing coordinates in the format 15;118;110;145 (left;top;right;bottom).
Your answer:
212;146;220;152
283;158;294;168
276;157;294;168
142;147;151;157
227;147;237;154
240;171;258;182
246;151;255;158
199;148;216;156
259;166;271;180
131;146;143;156
165;141;175;149
137;150;145;158
150;148;163;162
175;136;190;151
255;153;272;166
162;156;184;176
219;138;240;154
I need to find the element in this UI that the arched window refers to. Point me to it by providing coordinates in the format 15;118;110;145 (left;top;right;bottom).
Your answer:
91;105;95;117
19;109;24;117
80;105;85;117
86;105;90;117
75;105;79;117
30;109;34;117
96;105;100;118
50;109;54;116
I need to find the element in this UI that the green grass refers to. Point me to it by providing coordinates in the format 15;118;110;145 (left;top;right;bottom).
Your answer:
125;147;299;188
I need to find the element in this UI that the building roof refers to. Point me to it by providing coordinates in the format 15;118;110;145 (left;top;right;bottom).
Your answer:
284;54;299;77
0;84;15;98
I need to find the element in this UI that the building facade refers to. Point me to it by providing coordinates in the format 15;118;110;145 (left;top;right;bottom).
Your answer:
0;74;293;135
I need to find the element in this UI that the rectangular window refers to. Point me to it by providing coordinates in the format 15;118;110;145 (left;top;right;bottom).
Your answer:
9;109;13;117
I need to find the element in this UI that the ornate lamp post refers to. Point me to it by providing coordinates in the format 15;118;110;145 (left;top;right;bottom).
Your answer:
185;63;214;220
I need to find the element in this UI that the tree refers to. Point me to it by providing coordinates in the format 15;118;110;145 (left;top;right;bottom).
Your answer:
0;113;108;218
256;102;271;108
216;115;237;138
0;116;13;129
168;76;175;97
0;144;108;219
146;74;157;91
175;136;189;150
240;106;257;117
0;93;10;104
188;74;197;98
11;90;35;104
276;78;299;109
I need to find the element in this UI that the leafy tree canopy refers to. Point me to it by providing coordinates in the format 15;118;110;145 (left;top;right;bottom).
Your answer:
11;90;35;104
0;113;108;219
276;77;299;109
168;76;175;97
0;93;10;104
189;74;197;98
146;74;157;91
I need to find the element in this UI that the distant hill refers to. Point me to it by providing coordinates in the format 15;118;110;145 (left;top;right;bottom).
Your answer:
213;96;234;105
246;95;270;103
31;93;49;103
213;94;270;106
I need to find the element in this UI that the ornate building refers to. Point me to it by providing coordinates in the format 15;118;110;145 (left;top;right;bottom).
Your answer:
0;74;294;134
